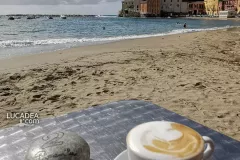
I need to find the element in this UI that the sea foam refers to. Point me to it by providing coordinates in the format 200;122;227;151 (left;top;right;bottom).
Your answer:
0;25;234;48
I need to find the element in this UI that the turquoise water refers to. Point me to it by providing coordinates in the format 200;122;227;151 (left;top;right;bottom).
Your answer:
0;16;239;59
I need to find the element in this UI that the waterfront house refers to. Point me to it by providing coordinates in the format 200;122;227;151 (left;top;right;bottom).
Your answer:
204;0;240;16
122;0;134;13
218;0;238;12
160;0;188;16
120;0;140;17
140;0;161;17
188;0;206;15
238;0;240;13
134;0;141;12
204;0;219;16
218;0;238;18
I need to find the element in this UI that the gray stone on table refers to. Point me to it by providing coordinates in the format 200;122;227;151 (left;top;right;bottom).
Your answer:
25;131;90;160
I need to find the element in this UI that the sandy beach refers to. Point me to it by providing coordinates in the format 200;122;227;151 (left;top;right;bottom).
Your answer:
0;27;240;141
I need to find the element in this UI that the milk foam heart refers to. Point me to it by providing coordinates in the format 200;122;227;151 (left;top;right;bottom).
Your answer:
127;121;204;160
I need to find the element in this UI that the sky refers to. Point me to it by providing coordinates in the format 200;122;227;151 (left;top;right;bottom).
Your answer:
0;0;122;15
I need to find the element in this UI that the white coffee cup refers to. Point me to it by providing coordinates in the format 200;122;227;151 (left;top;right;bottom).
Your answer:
126;121;214;160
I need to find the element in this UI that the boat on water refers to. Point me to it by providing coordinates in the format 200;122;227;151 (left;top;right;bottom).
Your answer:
95;15;117;18
27;16;36;19
8;17;15;20
60;15;67;19
48;16;53;19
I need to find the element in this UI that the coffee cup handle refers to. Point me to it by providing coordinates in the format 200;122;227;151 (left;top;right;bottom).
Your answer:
202;136;215;160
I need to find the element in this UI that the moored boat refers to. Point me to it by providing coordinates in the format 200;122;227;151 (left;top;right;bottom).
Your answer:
60;15;67;19
8;16;15;20
27;16;36;20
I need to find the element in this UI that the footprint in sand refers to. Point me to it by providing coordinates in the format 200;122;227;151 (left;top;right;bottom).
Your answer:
45;94;61;103
194;82;206;89
9;73;22;81
30;94;45;102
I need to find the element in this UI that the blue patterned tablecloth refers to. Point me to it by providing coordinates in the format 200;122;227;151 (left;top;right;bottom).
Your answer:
0;100;240;160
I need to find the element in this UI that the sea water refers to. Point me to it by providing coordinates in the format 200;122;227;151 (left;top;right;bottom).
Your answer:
0;16;239;59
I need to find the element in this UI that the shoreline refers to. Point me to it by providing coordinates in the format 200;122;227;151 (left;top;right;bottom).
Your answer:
0;25;239;67
183;17;240;21
0;27;240;141
0;28;224;72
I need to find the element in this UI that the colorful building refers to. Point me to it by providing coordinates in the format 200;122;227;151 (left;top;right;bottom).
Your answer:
134;0;141;12
236;0;240;13
204;0;219;16
121;0;240;17
161;0;188;15
120;0;140;17
188;1;206;14
122;0;135;12
204;0;240;16
140;0;161;16
218;0;238;11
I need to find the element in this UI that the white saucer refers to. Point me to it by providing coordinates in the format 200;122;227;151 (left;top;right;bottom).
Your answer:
114;150;128;160
114;150;211;160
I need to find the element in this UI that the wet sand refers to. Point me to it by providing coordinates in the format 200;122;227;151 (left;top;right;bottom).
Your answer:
0;27;240;140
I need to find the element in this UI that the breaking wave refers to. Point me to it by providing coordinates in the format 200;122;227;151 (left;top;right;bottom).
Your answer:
0;25;234;48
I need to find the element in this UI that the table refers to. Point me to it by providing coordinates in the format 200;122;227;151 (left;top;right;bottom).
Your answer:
0;100;240;160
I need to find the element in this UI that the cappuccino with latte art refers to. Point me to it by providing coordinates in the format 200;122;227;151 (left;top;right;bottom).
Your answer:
126;121;214;160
